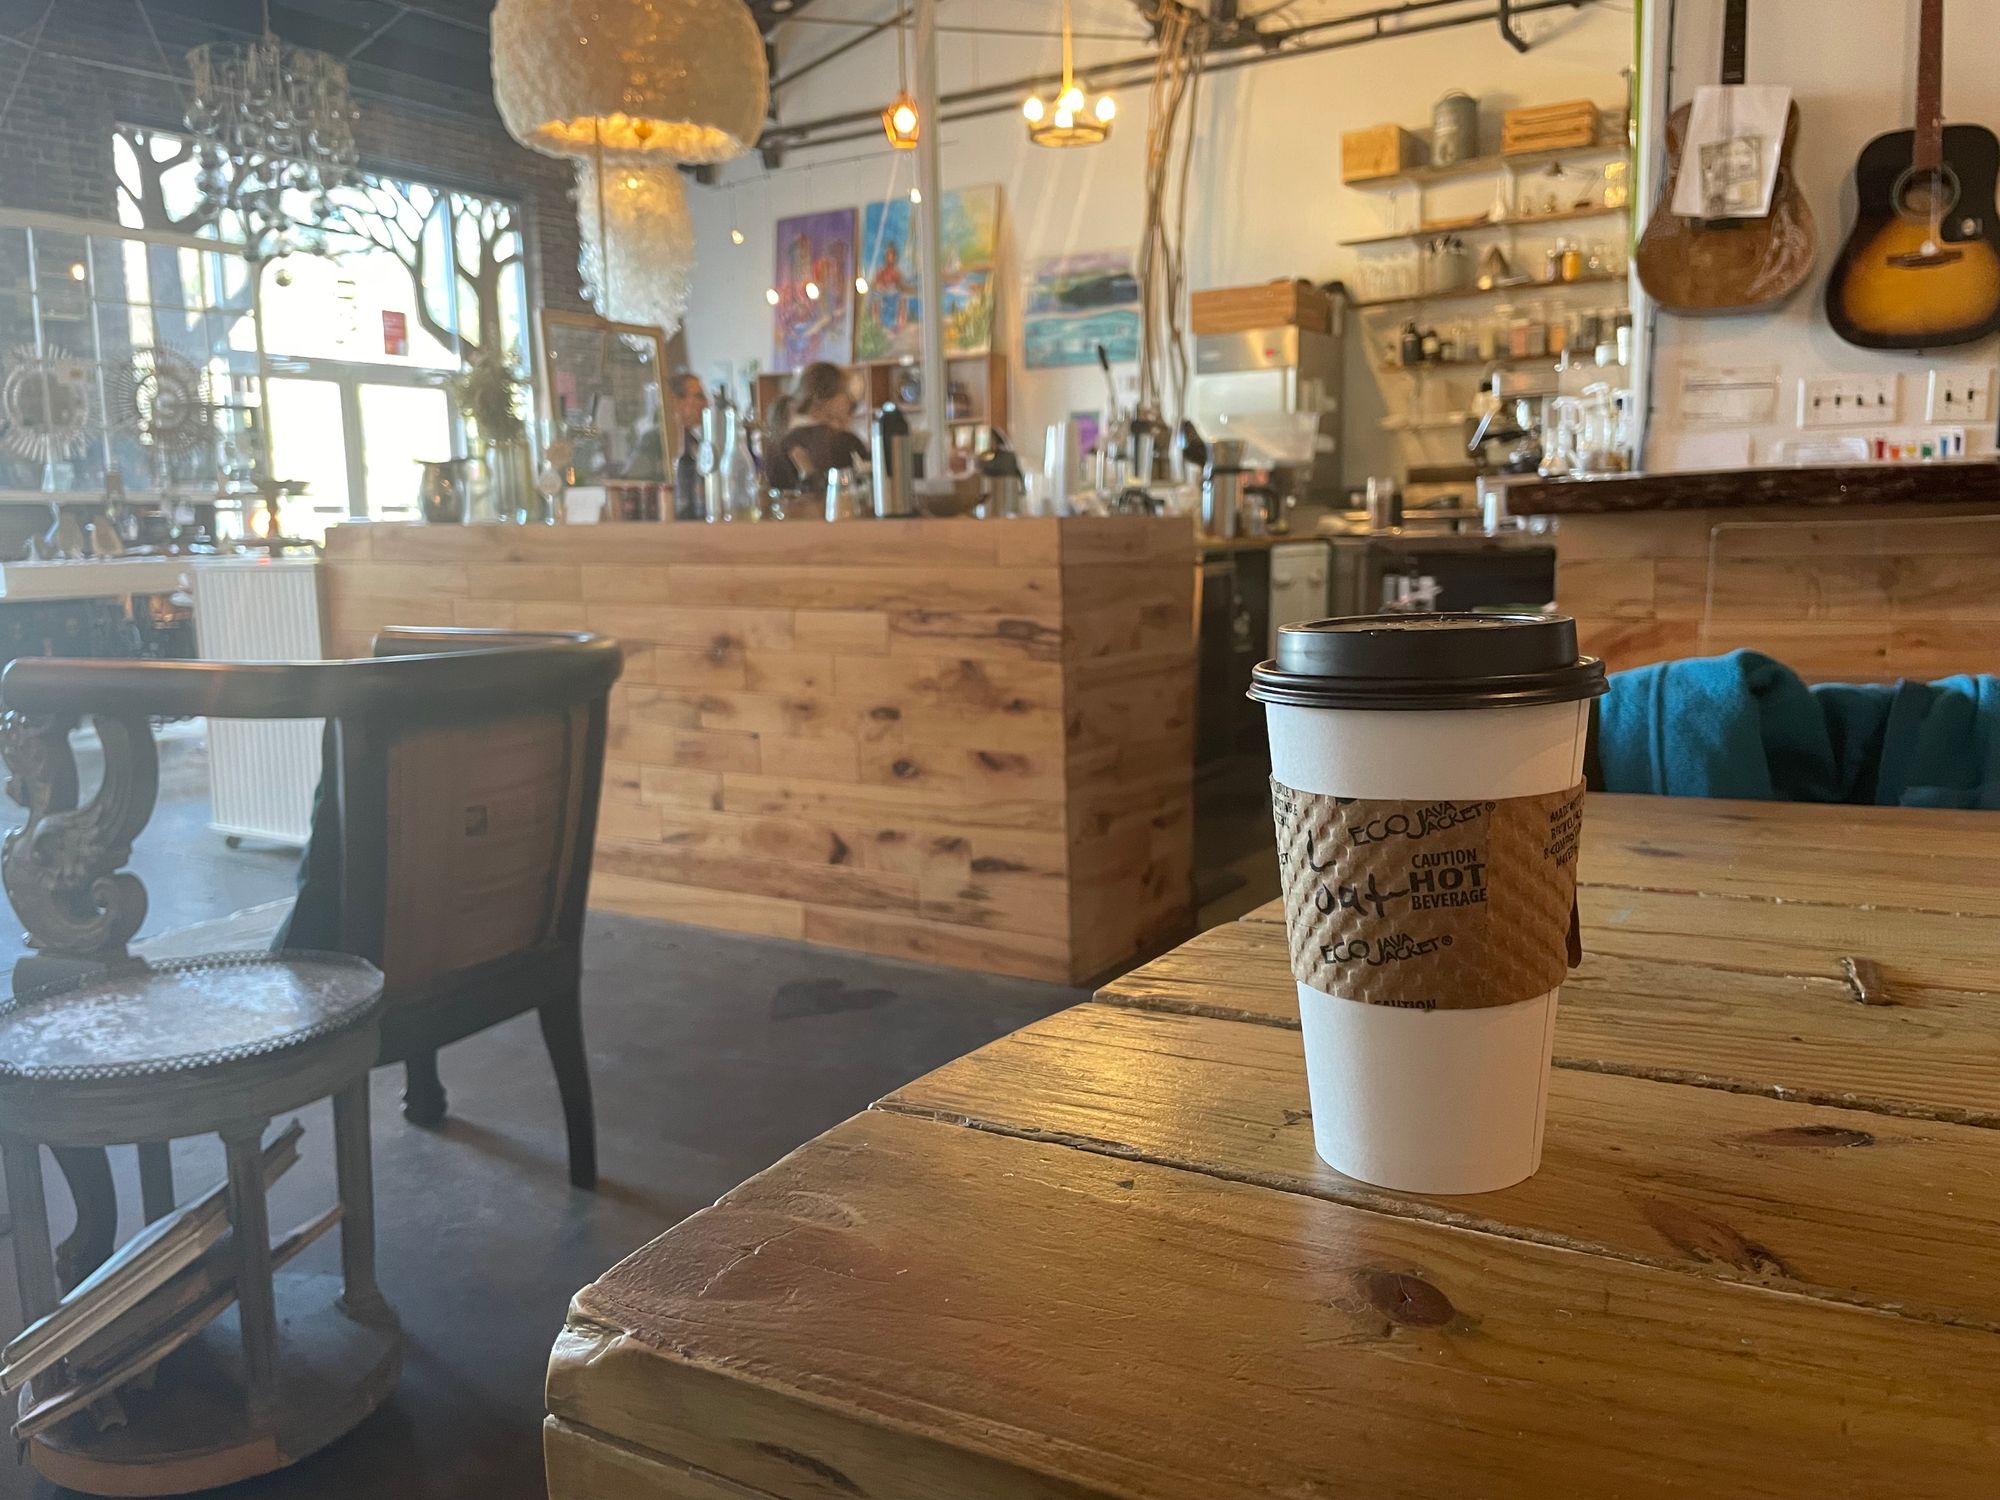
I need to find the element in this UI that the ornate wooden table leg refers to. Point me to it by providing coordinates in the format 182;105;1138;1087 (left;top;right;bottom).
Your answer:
137;1141;175;1222
331;1082;386;1318
2;1138;58;1321
221;1124;278;1408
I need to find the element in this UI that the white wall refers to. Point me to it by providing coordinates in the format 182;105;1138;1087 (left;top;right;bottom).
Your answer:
682;0;1633;484
1645;0;2000;470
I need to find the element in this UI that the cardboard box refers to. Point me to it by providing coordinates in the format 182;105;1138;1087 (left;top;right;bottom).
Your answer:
1341;124;1421;183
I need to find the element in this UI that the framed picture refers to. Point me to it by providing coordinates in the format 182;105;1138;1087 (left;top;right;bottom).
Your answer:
1023;251;1140;369
856;185;1001;362
772;208;857;371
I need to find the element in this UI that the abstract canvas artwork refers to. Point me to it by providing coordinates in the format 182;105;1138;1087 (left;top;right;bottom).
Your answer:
1023;251;1141;369
772;208;856;371
856;186;999;362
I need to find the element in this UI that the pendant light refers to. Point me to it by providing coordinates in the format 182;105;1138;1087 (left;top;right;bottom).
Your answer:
491;0;769;339
1023;0;1114;148
882;0;920;149
491;0;768;163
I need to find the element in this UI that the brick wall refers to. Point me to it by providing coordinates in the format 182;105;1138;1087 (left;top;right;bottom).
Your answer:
0;0;585;319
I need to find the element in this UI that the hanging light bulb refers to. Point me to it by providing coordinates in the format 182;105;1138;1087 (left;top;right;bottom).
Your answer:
855;274;870;294
909;186;922;204
805;280;821;301
730;227;746;245
1024;0;1112;148
765;287;780;305
883;94;920;149
880;0;920;148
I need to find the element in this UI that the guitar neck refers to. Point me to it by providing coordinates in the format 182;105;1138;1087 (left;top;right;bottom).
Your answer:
1719;0;1748;86
1914;0;1945;170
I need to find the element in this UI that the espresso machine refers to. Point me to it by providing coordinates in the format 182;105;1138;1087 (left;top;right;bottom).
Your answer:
1188;312;1345;513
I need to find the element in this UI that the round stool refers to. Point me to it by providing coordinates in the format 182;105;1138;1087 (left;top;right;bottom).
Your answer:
0;952;401;1495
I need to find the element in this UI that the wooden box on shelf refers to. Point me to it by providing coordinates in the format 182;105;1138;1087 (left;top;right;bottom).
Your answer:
1191;281;1333;336
1341;124;1422;184
1503;100;1599;155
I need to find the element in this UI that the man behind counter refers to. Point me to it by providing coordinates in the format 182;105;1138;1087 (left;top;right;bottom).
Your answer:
625;372;710;519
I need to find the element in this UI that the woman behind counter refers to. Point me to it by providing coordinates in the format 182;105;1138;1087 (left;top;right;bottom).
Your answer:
764;362;868;494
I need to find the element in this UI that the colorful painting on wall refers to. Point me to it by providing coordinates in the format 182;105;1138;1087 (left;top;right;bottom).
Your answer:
772;208;857;371
856;185;1000;362
1023;251;1141;369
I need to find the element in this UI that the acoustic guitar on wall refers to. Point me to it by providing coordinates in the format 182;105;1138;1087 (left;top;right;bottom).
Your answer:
1825;0;2000;349
1636;0;1816;314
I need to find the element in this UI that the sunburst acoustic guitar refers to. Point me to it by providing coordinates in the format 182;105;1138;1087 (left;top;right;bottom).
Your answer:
1635;0;1815;315
1826;0;2000;349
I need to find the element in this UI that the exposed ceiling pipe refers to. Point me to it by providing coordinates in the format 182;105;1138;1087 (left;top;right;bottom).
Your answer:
347;6;411;59
755;0;1591;154
772;11;899;91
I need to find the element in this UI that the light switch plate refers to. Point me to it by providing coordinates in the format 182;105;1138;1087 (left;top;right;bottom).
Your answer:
1798;374;1899;428
1925;367;1994;423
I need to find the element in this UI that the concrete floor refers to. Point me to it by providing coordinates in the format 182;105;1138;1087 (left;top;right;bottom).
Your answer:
0;727;1081;1499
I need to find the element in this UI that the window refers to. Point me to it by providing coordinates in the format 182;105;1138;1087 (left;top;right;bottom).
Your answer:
0;215;263;526
108;125;536;537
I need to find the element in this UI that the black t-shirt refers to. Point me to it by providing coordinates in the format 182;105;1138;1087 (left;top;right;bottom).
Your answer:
766;422;868;492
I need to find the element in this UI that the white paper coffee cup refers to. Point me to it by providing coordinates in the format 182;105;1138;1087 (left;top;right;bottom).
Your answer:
1250;615;1606;1195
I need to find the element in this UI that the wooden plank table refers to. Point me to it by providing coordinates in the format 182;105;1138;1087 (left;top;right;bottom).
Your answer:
547;795;2000;1499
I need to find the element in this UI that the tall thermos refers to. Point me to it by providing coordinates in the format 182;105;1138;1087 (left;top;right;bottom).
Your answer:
871;402;915;517
1201;438;1247;540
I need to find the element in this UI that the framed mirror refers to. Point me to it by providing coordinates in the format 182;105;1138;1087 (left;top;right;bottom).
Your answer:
540;310;670;485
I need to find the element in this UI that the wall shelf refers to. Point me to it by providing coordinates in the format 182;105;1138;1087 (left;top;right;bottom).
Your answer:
1381;412;1476;431
1346;130;1630;191
1378;351;1584;373
1353;270;1627;311
1340;204;1629;249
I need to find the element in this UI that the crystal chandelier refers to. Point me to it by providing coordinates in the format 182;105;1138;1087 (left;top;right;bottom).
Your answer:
185;2;359;260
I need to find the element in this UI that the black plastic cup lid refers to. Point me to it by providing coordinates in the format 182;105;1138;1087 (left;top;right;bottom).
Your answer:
1249;613;1607;711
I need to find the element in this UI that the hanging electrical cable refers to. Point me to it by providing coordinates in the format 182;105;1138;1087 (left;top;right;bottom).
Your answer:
1136;2;1210;430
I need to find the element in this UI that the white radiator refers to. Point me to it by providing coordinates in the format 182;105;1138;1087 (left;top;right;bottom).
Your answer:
191;557;325;848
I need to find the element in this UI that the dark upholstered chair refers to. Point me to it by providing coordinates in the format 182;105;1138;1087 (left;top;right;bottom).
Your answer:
0;629;622;1287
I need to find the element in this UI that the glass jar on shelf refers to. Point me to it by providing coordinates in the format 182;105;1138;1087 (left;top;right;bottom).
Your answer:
1523;302;1549;359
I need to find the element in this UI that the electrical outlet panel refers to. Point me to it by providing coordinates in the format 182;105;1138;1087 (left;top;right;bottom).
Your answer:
1925;368;1994;423
1798;374;1900;428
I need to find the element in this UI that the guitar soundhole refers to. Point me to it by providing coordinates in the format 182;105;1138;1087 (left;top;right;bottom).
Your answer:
1894;164;1961;223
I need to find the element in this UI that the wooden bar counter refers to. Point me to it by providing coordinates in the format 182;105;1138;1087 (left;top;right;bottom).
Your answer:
321;518;1194;984
1511;461;2000;678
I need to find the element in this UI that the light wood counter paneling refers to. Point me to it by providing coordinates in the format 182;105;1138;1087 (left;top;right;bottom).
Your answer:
1520;469;2000;677
322;518;1194;984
